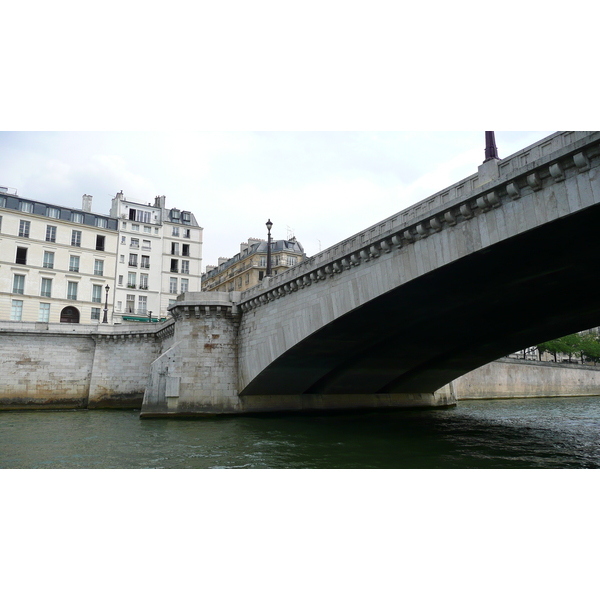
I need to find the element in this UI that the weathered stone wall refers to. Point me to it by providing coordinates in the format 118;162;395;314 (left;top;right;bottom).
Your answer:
0;328;95;409
141;293;242;417
0;320;172;409
453;358;600;399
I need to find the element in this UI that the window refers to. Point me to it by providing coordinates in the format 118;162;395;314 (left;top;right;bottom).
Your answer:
181;279;189;293
182;244;190;257
129;208;151;223
11;300;23;321
237;277;241;289
288;256;297;266
171;209;180;222
258;271;264;281
19;220;30;237
116;301;122;311
91;307;101;321
171;242;179;255
143;226;151;233
172;227;179;237
96;235;105;251
181;260;189;274
131;224;139;232
127;272;136;288
259;257;267;267
128;253;138;267
13;274;25;295
142;239;151;250
0;197;5;207
41;278;52;297
126;294;135;313
141;255;150;269
71;212;84;223
183;228;191;238
46;225;56;242
69;256;80;272
94;259;104;276
71;230;81;246
95;217;108;228
182;211;190;223
46;207;60;219
139;273;148;289
43;251;55;269
120;255;125;263
170;258;178;273
67;281;78;300
16;247;27;265
130;238;139;248
19;201;34;213
245;273;250;284
138;296;147;314
118;275;123;286
154;227;159;235
92;285;102;303
121;236;126;245
121;222;126;229
169;277;177;294
39;303;50;322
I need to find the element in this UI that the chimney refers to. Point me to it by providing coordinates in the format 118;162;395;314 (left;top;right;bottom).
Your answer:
240;242;249;253
82;194;93;212
154;195;166;209
218;257;228;266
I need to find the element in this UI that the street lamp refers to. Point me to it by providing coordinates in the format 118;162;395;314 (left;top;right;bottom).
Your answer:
148;310;153;323
266;219;273;277
102;284;110;323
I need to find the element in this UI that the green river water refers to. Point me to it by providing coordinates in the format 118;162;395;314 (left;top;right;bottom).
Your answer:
2;395;600;468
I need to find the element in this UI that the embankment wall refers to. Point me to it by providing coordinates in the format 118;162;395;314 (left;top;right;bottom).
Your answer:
0;320;173;409
1;320;599;410
453;357;600;399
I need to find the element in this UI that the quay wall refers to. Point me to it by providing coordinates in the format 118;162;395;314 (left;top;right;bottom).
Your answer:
0;320;173;410
453;357;600;399
1;320;600;410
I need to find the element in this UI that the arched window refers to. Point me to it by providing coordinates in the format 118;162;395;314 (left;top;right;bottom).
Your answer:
60;306;80;323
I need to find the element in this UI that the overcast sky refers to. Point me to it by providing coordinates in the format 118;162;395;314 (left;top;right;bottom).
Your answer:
0;131;555;266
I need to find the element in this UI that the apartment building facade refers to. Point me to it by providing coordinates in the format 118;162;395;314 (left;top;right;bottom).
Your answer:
1;188;203;324
109;192;203;320
0;190;118;324
202;236;306;293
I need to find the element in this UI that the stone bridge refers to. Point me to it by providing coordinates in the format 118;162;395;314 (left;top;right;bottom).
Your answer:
141;131;600;416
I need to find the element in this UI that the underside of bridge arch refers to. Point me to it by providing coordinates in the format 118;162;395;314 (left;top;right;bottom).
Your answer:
240;202;600;397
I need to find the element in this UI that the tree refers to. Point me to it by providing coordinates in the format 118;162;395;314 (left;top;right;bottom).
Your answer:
578;332;600;364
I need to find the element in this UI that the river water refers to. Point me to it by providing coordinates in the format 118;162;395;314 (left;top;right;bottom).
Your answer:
2;395;600;468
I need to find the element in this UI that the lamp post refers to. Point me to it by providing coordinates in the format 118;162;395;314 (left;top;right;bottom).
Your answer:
266;219;273;277
148;310;153;323
102;284;110;323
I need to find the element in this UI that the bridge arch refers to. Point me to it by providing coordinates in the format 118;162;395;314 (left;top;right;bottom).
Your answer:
237;132;600;398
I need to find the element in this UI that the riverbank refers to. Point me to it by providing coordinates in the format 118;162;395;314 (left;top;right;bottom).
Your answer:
452;357;600;400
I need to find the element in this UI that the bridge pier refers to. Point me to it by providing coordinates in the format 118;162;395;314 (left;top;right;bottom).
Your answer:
140;293;242;417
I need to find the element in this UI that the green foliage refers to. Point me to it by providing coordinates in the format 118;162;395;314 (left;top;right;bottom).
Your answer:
536;332;600;363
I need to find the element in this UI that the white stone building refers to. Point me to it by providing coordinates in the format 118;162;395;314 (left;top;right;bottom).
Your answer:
0;187;203;324
109;192;203;321
0;189;118;324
